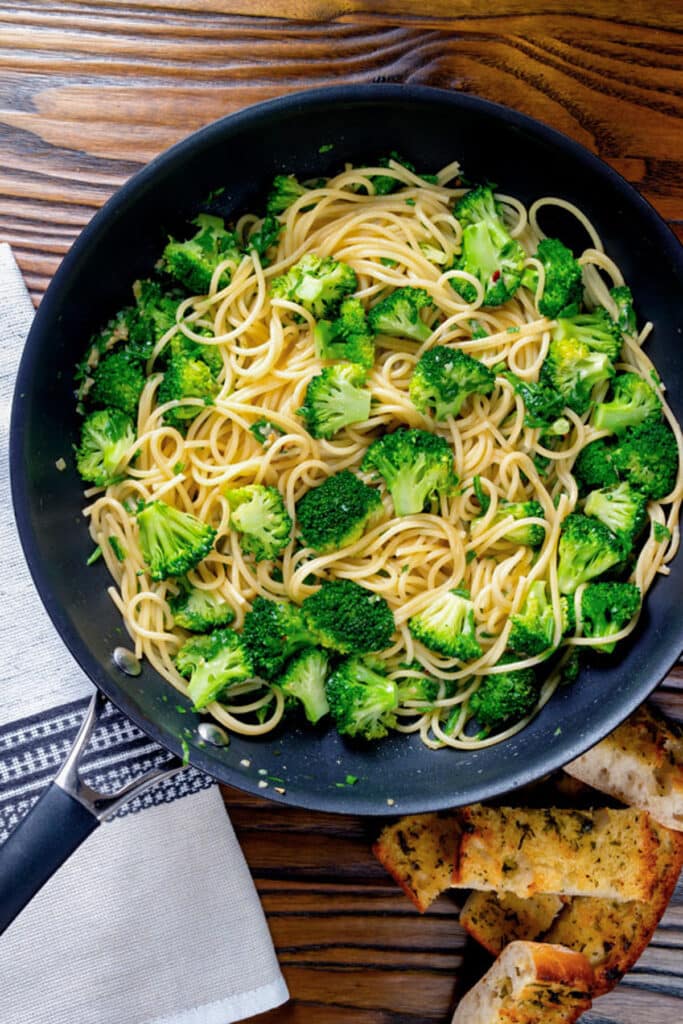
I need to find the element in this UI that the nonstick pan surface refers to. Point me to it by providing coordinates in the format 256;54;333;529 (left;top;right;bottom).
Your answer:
10;85;683;815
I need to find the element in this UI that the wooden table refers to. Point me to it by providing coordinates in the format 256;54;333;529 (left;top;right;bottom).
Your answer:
3;3;683;1021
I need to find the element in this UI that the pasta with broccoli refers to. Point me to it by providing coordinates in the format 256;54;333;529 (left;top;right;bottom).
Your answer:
74;155;683;750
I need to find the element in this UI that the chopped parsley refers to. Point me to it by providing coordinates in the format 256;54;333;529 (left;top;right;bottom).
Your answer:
86;545;102;566
473;475;490;514
108;536;126;562
335;774;359;788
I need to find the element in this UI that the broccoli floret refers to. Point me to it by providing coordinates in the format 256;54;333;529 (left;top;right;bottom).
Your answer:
158;354;218;429
409;345;495;420
584;481;647;547
163;214;242;295
561;594;576;636
137;500;217;581
266;174;310;214
396;672;440;706
325;656;398;740
168;578;235;632
610;285;637;335
175;628;254;710
452;185;526;306
302;579;395;655
409;589;482;661
361;428;457;516
557;513;626;595
271;253;357;320
296;470;383;554
553;309;623;362
371;152;417;195
167;329;224;377
249;418;284;447
242;596;318;679
508;581;557;656
90;351;145;418
419;242;449;266
226;485;292;562
560;647;582;685
540;336;614;415
76;408;135;486
474;501;546;547
521;237;583;318
654;522;671;544
367;286;434;342
504;372;570;434
75;308;138;398
278;647;330;723
129;279;182;359
573;438;619;495
468;319;489;340
298;364;370;439
469;657;538;730
314;297;376;369
611;418;679;500
76;306;162;406
580;581;641;654
590;372;662;435
245;214;282;263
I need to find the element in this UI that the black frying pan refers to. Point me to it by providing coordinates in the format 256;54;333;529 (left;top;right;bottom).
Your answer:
5;85;683;932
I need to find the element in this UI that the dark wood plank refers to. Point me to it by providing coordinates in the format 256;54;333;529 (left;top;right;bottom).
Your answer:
2;4;683;1022
2;7;683;303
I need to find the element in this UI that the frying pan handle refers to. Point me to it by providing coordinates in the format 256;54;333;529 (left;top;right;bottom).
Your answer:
0;690;184;935
0;781;99;934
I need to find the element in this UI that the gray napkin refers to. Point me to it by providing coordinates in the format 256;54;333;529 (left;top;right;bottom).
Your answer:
0;243;289;1024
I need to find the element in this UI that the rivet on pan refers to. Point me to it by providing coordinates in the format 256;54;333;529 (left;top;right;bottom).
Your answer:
198;722;230;747
112;646;142;677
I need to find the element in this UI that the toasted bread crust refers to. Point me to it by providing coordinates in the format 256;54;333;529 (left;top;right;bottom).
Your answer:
454;804;658;901
528;941;595;989
451;941;593;1024
565;703;683;831
544;821;683;995
372;812;459;912
460;891;565;956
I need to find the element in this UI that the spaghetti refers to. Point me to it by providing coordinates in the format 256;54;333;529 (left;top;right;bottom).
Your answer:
80;157;683;750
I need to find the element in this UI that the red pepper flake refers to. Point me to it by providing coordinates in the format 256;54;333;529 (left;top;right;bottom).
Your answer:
492;270;501;282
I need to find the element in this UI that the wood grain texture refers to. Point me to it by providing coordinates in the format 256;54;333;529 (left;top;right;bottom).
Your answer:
2;4;683;301
2;3;683;1021
7;0;683;31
